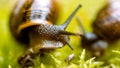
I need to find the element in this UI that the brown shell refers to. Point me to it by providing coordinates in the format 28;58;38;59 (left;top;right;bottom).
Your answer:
92;0;120;42
9;0;60;43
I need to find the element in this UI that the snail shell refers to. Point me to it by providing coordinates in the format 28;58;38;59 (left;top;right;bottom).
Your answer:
92;0;120;42
9;0;60;43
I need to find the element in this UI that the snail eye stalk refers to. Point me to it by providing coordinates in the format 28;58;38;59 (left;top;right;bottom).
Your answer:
61;4;82;29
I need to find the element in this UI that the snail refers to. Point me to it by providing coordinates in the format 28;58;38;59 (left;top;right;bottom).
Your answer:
77;0;120;57
77;17;108;57
92;0;120;42
9;0;81;67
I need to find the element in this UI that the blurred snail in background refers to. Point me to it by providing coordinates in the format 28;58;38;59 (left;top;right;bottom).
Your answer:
9;0;81;67
93;0;120;42
77;17;108;57
77;0;120;57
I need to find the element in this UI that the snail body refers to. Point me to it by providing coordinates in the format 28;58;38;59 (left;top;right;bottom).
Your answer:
10;0;81;67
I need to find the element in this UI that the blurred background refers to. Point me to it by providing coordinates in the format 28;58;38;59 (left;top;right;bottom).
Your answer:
0;0;120;68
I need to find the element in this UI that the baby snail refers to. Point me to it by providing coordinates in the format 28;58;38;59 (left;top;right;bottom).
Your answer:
77;0;120;57
77;17;108;57
9;0;81;67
